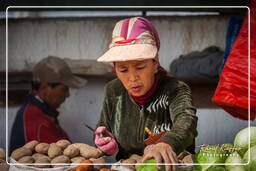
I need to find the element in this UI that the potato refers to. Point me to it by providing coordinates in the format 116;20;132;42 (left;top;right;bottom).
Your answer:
181;154;193;163
71;143;91;149
18;156;34;163
11;147;32;161
122;158;136;169
56;139;71;150
51;155;70;165
23;140;39;151
53;165;66;168
0;148;5;160
71;156;85;163
34;156;51;168
48;143;62;159
63;145;79;158
80;146;102;159
129;154;142;163
35;143;50;154
32;153;48;160
122;158;136;164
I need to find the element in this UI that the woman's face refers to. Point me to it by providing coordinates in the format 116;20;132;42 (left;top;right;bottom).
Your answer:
115;59;158;97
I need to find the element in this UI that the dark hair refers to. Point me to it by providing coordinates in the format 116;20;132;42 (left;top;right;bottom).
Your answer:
31;80;61;91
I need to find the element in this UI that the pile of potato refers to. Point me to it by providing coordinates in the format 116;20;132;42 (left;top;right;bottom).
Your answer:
10;139;103;168
0;148;5;161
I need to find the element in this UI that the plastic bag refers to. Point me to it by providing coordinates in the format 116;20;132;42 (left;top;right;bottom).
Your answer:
8;158;76;171
212;0;256;120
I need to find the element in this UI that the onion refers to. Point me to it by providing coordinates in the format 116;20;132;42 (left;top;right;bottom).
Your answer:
234;127;256;156
243;145;256;171
225;151;246;171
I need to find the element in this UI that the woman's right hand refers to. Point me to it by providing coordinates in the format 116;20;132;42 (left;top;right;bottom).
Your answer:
94;126;118;155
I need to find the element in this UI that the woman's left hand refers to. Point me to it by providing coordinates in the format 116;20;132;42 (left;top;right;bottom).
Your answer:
142;142;178;171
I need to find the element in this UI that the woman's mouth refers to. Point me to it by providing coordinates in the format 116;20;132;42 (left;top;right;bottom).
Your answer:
131;86;142;92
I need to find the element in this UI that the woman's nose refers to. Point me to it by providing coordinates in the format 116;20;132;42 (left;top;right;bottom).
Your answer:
129;71;139;82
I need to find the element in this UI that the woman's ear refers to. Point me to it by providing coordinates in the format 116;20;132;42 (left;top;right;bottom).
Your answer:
152;59;159;74
153;54;159;74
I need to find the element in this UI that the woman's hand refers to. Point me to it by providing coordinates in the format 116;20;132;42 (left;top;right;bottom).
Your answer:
142;142;178;171
94;126;118;155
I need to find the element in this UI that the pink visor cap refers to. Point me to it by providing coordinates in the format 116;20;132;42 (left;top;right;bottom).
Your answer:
97;17;160;62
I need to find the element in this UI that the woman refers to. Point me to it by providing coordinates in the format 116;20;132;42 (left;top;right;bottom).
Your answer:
94;17;198;171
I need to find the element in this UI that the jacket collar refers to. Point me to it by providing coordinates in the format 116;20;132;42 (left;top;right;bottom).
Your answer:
25;94;59;119
128;70;167;107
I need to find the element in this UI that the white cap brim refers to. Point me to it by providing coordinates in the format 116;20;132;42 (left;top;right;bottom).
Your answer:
97;44;158;62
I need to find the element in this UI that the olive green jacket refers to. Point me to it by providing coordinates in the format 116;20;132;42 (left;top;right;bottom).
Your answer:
97;72;198;160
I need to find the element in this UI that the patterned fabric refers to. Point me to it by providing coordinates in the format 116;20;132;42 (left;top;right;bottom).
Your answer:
111;17;160;49
97;71;198;160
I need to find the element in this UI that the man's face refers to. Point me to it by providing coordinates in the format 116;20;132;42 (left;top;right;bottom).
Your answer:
115;59;158;97
43;84;70;109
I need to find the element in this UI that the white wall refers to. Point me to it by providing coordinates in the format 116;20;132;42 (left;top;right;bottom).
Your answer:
1;16;228;71
1;16;255;160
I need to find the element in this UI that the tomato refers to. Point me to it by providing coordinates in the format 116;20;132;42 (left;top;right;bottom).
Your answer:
76;160;93;171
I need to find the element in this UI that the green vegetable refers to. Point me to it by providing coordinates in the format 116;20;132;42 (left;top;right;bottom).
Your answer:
234;126;256;156
225;151;246;171
207;166;227;171
194;144;232;171
243;145;256;171
136;159;165;171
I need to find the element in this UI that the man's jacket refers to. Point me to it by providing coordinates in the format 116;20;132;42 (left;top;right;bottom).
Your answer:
98;72;198;160
10;95;69;152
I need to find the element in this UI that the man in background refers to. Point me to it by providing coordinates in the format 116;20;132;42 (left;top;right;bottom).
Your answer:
10;56;87;152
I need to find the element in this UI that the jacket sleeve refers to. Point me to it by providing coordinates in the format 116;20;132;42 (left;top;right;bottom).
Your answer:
157;81;198;155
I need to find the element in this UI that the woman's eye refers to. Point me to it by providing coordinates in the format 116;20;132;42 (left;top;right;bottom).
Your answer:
119;69;127;73
137;66;145;70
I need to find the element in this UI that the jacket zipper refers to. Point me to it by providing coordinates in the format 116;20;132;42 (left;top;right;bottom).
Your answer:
137;105;145;142
128;95;146;143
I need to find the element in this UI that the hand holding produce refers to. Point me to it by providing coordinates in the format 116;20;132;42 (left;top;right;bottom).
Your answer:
94;126;119;155
142;143;177;171
136;159;165;171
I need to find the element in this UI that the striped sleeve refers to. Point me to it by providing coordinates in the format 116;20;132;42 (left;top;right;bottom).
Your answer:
157;81;198;155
